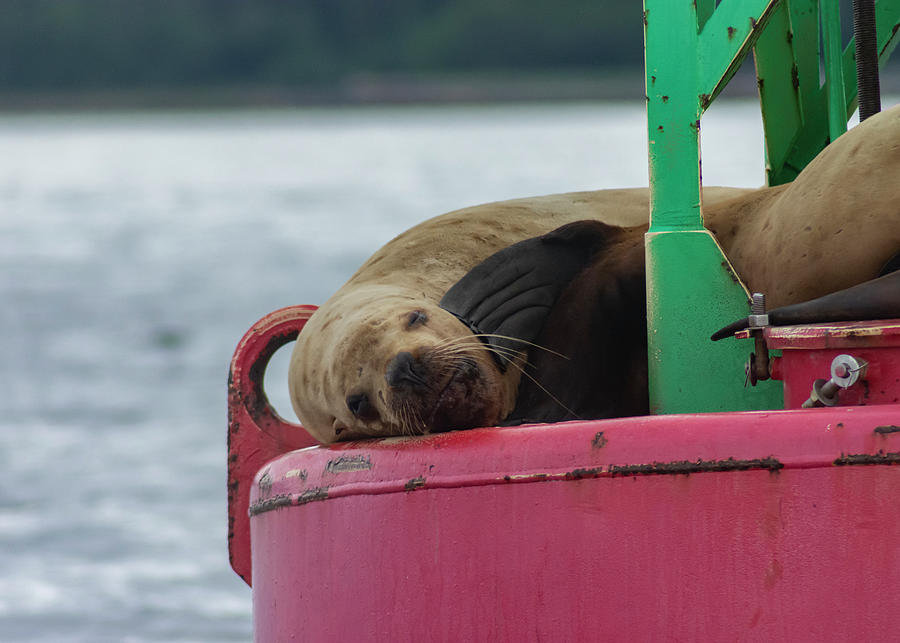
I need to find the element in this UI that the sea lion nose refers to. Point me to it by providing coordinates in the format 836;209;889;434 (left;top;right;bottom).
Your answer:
385;351;428;390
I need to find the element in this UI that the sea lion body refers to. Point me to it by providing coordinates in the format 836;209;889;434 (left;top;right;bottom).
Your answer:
289;187;748;443
705;104;900;308
290;105;900;443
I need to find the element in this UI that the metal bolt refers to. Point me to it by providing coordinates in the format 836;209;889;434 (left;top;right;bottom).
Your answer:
748;292;769;328
751;292;766;315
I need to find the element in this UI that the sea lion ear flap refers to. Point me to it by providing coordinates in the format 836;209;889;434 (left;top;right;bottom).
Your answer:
439;220;620;368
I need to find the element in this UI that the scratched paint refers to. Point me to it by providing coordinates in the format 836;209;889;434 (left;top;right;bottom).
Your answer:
325;456;373;474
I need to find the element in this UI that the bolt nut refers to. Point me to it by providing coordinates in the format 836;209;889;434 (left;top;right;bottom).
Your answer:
748;313;769;328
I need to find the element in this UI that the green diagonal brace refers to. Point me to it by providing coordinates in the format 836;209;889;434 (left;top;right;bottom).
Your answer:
757;0;900;185
699;0;780;108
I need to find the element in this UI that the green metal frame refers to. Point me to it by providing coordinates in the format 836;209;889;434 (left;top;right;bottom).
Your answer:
643;0;900;414
757;0;900;185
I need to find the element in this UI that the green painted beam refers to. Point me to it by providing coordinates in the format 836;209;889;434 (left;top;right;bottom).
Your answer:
821;0;848;143
645;0;703;232
644;0;783;414
754;0;818;185
645;232;783;413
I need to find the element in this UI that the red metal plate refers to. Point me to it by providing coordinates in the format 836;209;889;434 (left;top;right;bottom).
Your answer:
764;319;900;350
249;406;900;640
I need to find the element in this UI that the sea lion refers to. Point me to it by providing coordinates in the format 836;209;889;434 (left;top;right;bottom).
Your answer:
289;104;900;442
288;187;748;443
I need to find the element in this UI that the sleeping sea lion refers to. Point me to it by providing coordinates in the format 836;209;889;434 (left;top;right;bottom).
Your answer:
288;187;748;442
289;104;900;442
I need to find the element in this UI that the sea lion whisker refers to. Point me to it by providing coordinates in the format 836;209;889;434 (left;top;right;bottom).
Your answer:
440;341;537;369
392;398;407;435
480;346;537;370
398;406;410;436
397;401;413;436
469;333;570;360
504;358;581;420
431;338;529;361
402;399;425;436
408;402;425;436
427;344;529;372
431;334;486;351
436;344;526;365
431;335;467;350
424;341;469;359
455;341;528;359
405;402;419;436
433;334;529;359
427;343;474;359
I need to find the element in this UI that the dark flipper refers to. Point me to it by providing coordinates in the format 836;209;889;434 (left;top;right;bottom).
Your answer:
439;220;624;369
505;229;648;423
878;250;900;277
711;268;900;341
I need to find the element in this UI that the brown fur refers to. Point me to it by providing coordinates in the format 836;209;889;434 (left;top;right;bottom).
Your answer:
704;104;900;308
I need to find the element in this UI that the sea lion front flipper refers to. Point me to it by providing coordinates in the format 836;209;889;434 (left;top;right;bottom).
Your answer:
506;228;648;424
711;268;900;341
439;220;622;368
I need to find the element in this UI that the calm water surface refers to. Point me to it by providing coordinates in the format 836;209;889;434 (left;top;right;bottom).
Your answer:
0;100;805;641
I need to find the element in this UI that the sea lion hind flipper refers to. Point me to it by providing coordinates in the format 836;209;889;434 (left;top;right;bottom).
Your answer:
878;250;900;277
711;269;900;340
710;317;751;341
439;220;621;367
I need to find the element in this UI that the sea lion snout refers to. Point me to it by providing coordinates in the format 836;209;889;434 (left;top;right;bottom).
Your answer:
385;351;429;390
382;343;506;434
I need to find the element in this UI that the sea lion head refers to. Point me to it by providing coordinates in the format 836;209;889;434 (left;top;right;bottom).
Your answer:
288;285;520;443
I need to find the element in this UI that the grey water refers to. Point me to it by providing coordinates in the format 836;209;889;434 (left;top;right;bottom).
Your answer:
0;98;867;642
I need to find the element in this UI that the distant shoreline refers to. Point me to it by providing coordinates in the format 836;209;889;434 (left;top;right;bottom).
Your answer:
0;71;646;113
3;68;899;113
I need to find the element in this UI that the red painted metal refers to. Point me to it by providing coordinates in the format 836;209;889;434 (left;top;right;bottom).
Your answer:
249;407;900;641
762;319;900;350
762;320;900;408
227;305;319;586
230;310;900;638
